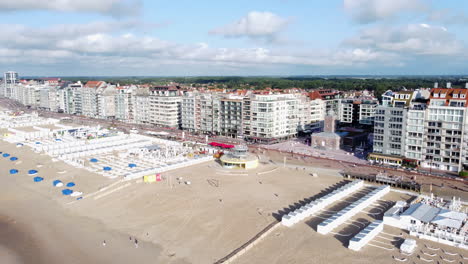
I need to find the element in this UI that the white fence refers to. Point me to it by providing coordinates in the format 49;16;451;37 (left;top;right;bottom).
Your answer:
123;156;214;181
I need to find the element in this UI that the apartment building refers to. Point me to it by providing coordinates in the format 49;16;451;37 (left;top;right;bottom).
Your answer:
219;96;243;137
133;88;151;124
422;88;468;172
81;81;106;117
97;85;117;119
115;86;135;122
309;98;326;131
370;90;429;166
181;91;199;131
369;84;468;172
2;71;19;98
148;87;182;128
247;93;300;143
63;82;83;115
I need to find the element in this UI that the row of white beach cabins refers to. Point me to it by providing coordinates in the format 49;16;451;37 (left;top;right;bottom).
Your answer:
281;180;390;251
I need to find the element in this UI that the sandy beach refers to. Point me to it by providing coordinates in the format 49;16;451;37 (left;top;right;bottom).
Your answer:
0;140;188;264
0;137;466;264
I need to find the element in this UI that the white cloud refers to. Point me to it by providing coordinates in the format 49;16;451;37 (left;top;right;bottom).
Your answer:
210;11;290;41
0;0;141;17
2;20;465;75
343;0;426;23
344;23;463;55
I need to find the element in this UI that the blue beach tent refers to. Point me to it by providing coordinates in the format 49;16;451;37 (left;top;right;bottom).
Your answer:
66;182;75;187
9;169;18;174
10;157;18;161
128;163;137;168
62;189;73;195
90;158;98;163
33;177;44;182
3;153;10;157
28;169;38;175
53;180;62;186
103;166;112;171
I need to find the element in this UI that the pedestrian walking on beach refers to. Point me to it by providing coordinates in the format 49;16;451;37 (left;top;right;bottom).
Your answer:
102;240;106;246
134;239;139;248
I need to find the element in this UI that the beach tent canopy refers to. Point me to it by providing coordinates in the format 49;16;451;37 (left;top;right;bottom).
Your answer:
53;180;63;187
35;142;41;144
208;142;235;149
16;143;23;146
103;166;112;171
62;189;73;195
128;163;137;168
66;182;75;187
28;169;38;175
55;138;62;141
10;157;18;161
33;177;44;182
90;158;98;163
3;153;10;157
9;169;18;174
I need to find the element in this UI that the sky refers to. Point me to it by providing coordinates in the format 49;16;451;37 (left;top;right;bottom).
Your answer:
0;0;467;76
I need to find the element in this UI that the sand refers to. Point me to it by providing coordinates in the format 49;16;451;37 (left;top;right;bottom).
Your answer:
0;140;188;264
0;137;466;264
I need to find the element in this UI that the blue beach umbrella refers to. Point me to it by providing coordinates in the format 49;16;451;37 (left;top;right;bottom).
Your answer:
128;163;137;168
90;158;98;163
10;157;18;161
66;182;75;187
28;169;38;175
103;166;112;171
33;177;44;182
9;169;18;174
62;189;73;195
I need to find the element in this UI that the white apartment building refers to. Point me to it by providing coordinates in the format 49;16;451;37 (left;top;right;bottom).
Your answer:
81;81;106;117
97;85;117;119
133;88;151;124
115;86;135;122
371;85;468;172
61;82;83;115
247;93;299;142
421;88;467;172
148;88;181;128
181;91;199;131
309;98;326;131
2;71;18;98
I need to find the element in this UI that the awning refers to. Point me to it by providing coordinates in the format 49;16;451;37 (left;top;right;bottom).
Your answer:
208;142;235;149
368;153;404;162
